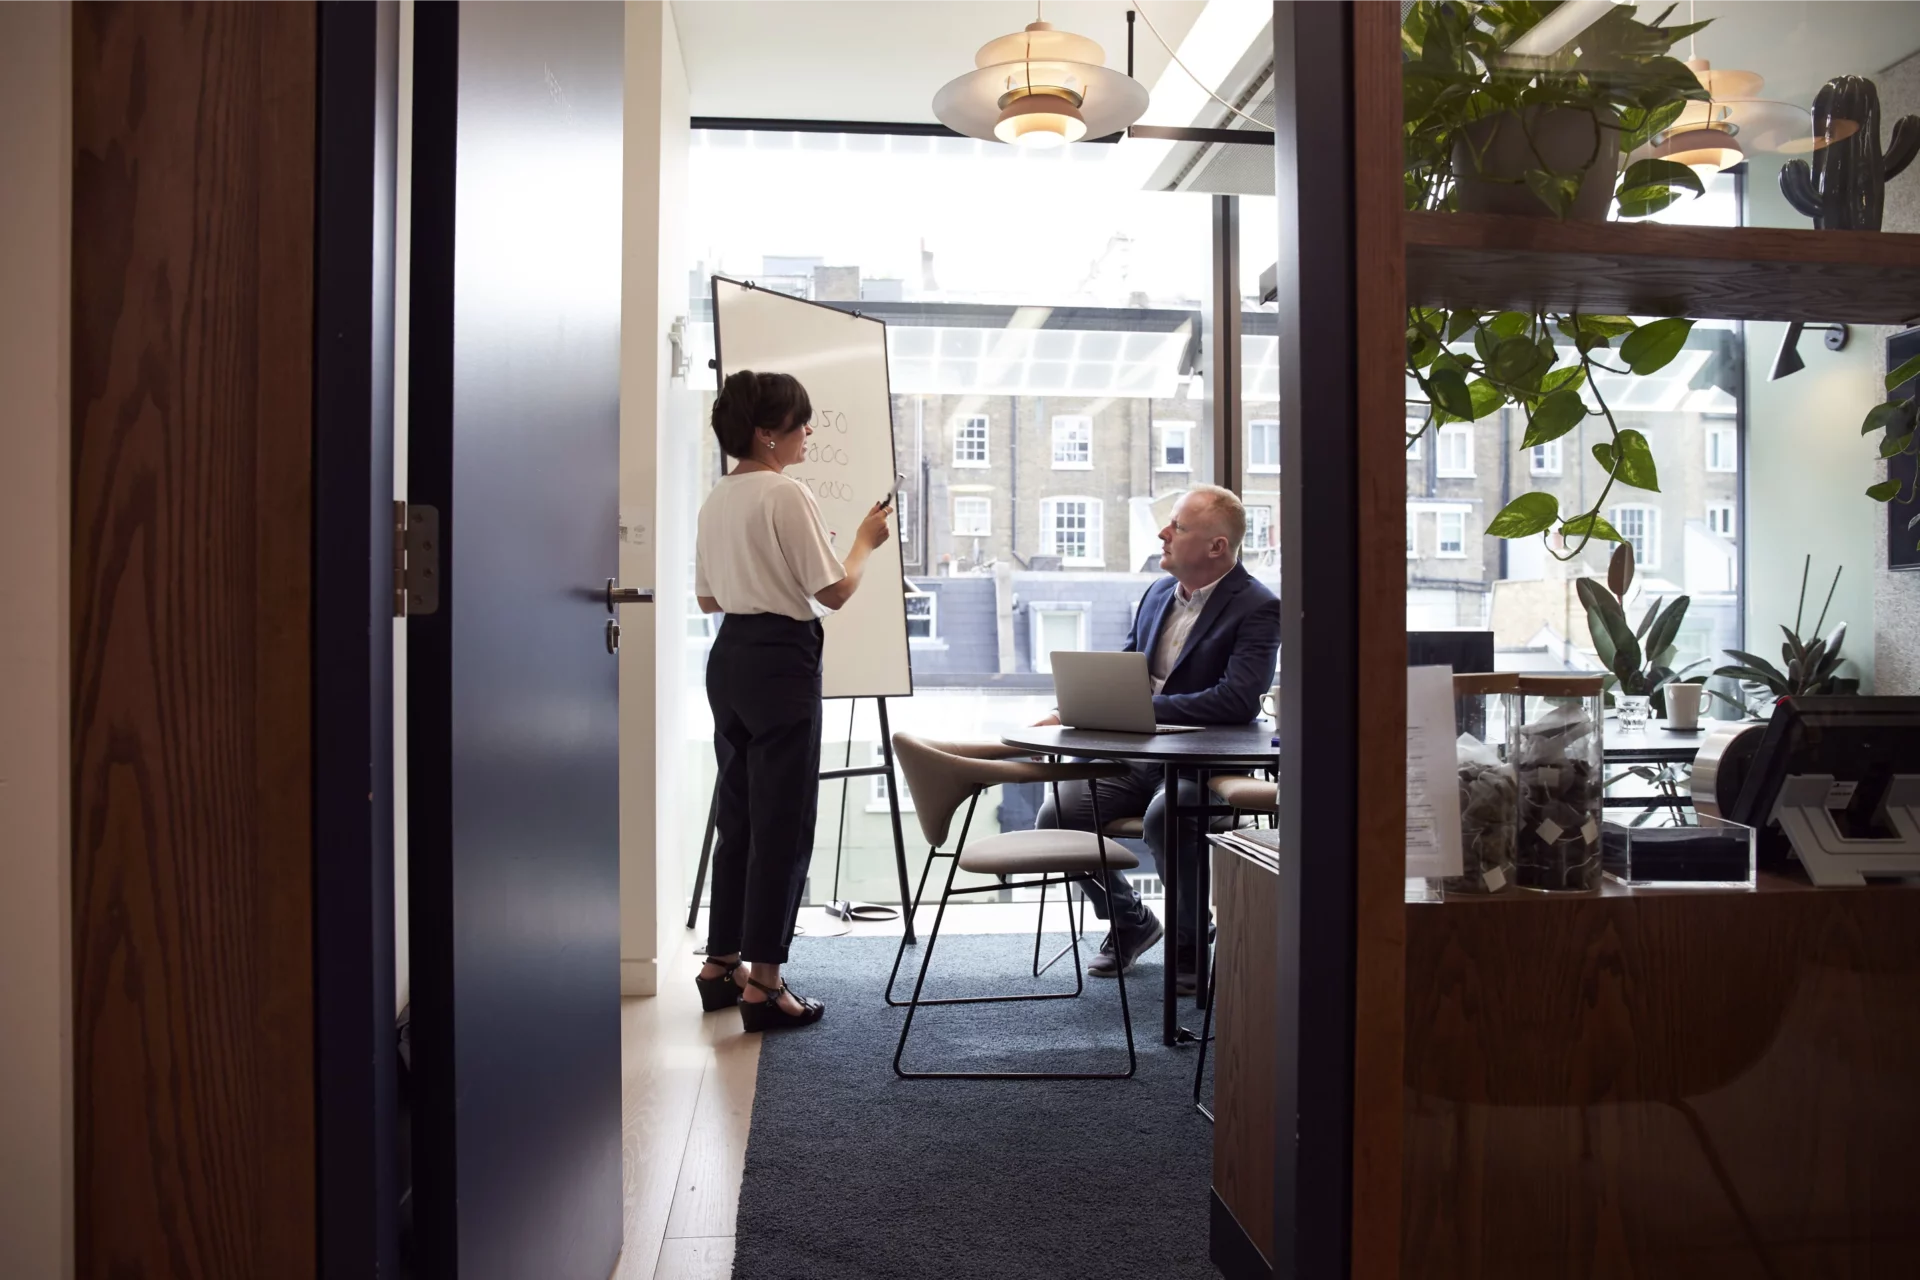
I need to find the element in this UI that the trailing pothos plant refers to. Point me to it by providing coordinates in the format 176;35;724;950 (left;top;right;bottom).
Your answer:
1403;0;1712;218
1408;306;1696;556
1403;1;1715;555
1863;350;1920;541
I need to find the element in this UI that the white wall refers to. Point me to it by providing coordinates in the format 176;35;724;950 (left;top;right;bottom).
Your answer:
0;4;75;1276
621;1;694;996
1743;160;1881;689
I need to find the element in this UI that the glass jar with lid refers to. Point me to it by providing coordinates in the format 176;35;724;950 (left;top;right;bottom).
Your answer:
1449;673;1519;895
1512;674;1606;892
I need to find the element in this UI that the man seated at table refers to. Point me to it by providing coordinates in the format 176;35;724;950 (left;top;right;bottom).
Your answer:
1033;484;1278;993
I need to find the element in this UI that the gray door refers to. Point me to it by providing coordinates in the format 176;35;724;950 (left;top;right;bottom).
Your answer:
405;4;624;1277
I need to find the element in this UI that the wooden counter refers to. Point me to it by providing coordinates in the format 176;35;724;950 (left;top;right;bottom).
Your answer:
1402;875;1920;1279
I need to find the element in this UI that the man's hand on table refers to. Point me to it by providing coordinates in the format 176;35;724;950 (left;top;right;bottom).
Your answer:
1030;712;1061;727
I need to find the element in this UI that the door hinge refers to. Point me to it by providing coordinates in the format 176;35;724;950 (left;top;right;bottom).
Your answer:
393;500;440;618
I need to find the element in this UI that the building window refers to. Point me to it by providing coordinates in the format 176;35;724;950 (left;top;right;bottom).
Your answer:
896;488;912;551
904;586;936;640
1245;506;1274;552
1041;497;1103;566
1706;423;1737;472
1436;510;1467;558
1611;504;1660;569
868;744;916;813
1029;604;1089;674
1249;419;1280;473
1436;424;1474;478
953;495;992;537
1051;415;1093;469
1406;510;1419;559
1405;404;1424;460
1707;503;1736;538
954;415;989;467
1159;422;1192;471
1530;439;1563;475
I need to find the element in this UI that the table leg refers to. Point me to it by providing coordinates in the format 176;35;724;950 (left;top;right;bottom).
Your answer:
1163;763;1180;1047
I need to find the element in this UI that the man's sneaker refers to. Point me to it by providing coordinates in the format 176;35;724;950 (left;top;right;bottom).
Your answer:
1087;914;1165;978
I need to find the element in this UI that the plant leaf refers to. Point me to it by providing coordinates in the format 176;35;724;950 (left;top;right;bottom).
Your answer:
1522;389;1587;447
1487;310;1532;338
1593;440;1615;471
1466;378;1507;420
1611;429;1661;491
1862;400;1915;436
1487;491;1560;538
1636;599;1661;641
1868;479;1902;502
1542;364;1586;396
1429;367;1474;420
1525;169;1579;217
1562;512;1623;543
1608;540;1635;598
1447;310;1481;343
1645;595;1691;664
1620;157;1706;198
1619;317;1695;376
1881;431;1916;459
1887;352;1920;394
1490;335;1543;386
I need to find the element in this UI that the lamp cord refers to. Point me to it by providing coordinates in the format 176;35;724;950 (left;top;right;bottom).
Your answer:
1133;1;1275;133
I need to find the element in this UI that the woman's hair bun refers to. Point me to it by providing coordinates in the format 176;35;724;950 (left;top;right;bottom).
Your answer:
712;370;812;460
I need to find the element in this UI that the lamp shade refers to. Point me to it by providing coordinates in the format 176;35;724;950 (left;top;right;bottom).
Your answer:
1648;125;1746;181
933;21;1148;146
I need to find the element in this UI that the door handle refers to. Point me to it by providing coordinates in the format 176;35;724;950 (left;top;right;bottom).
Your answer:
605;578;655;611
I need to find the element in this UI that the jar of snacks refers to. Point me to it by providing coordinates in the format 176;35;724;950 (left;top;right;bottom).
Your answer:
1449;673;1519;894
1512;675;1606;892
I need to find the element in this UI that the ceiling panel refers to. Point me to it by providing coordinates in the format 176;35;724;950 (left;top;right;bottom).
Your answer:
674;0;1206;124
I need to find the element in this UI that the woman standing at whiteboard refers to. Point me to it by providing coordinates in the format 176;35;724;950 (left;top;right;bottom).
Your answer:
693;369;891;1031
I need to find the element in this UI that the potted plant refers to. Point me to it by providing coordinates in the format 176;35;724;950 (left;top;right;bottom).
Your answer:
1576;544;1701;728
1403;1;1712;221
1714;556;1857;715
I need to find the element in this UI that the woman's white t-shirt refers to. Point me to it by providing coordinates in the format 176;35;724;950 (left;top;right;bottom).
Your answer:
695;470;847;621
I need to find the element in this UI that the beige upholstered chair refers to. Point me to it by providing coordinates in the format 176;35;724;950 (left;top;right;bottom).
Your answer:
1209;774;1278;823
887;733;1142;1080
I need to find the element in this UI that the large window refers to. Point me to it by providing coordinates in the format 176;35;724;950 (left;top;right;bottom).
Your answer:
1708;503;1735;538
954;416;990;467
1706;422;1737;472
1051;415;1092;469
1041;497;1103;566
687;126;1213;908
1246;505;1274;552
1436;510;1467;558
1530;440;1562;475
953;495;992;537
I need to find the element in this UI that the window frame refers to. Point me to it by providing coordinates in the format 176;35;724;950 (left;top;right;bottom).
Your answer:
1248;418;1280;473
1529;438;1563;476
1707;503;1736;538
1040;495;1104;568
1435;509;1468;558
868;743;916;813
1406;509;1418;559
1435;423;1475;478
1050;414;1093;470
904;584;937;641
1245;504;1274;552
1159;421;1193;472
1610;503;1661;569
1404;404;1424;460
953;414;990;468
952;494;993;538
1027;602;1091;674
1705;422;1737;472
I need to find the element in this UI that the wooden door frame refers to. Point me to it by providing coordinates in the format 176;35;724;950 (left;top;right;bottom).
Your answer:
73;3;405;1273
1268;4;1406;1276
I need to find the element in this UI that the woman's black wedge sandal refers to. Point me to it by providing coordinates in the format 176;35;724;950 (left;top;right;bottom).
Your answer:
695;959;744;1012
738;976;825;1032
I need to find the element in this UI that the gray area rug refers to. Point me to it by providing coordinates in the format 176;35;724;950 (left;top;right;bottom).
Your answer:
733;933;1215;1280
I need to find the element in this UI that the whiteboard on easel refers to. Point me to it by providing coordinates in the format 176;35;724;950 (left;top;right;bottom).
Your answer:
711;276;912;700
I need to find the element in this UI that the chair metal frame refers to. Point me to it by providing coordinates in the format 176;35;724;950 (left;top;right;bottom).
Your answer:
891;776;1137;1081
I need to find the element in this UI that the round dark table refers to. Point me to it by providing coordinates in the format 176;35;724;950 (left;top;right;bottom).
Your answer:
1001;721;1278;1046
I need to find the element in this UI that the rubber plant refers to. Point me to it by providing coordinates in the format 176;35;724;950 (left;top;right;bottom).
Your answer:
1403;2;1715;557
1576;543;1699;711
1714;555;1857;710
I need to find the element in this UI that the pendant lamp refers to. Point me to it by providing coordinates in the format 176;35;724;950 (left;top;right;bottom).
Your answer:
933;17;1148;149
1630;58;1858;179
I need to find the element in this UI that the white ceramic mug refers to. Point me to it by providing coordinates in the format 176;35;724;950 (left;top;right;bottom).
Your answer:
1666;682;1704;731
1261;682;1279;719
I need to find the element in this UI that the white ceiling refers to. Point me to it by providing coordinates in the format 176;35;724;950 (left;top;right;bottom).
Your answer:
1658;2;1920;103
673;0;1209;124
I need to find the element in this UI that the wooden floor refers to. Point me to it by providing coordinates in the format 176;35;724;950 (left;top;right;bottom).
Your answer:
614;902;1053;1279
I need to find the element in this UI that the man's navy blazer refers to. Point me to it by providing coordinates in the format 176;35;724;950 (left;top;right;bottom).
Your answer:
1122;561;1279;725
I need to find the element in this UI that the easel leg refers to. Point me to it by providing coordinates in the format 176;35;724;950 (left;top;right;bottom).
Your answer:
687;782;718;931
877;698;916;944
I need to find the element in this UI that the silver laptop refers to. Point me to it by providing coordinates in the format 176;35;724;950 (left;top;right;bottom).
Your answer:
1050;651;1203;735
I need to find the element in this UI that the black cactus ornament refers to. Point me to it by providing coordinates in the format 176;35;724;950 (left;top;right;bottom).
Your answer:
1780;75;1920;230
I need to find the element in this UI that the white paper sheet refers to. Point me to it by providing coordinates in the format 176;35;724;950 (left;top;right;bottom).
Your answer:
1406;665;1464;879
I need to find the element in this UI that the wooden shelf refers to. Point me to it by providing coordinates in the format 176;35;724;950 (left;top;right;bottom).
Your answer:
1405;211;1920;325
